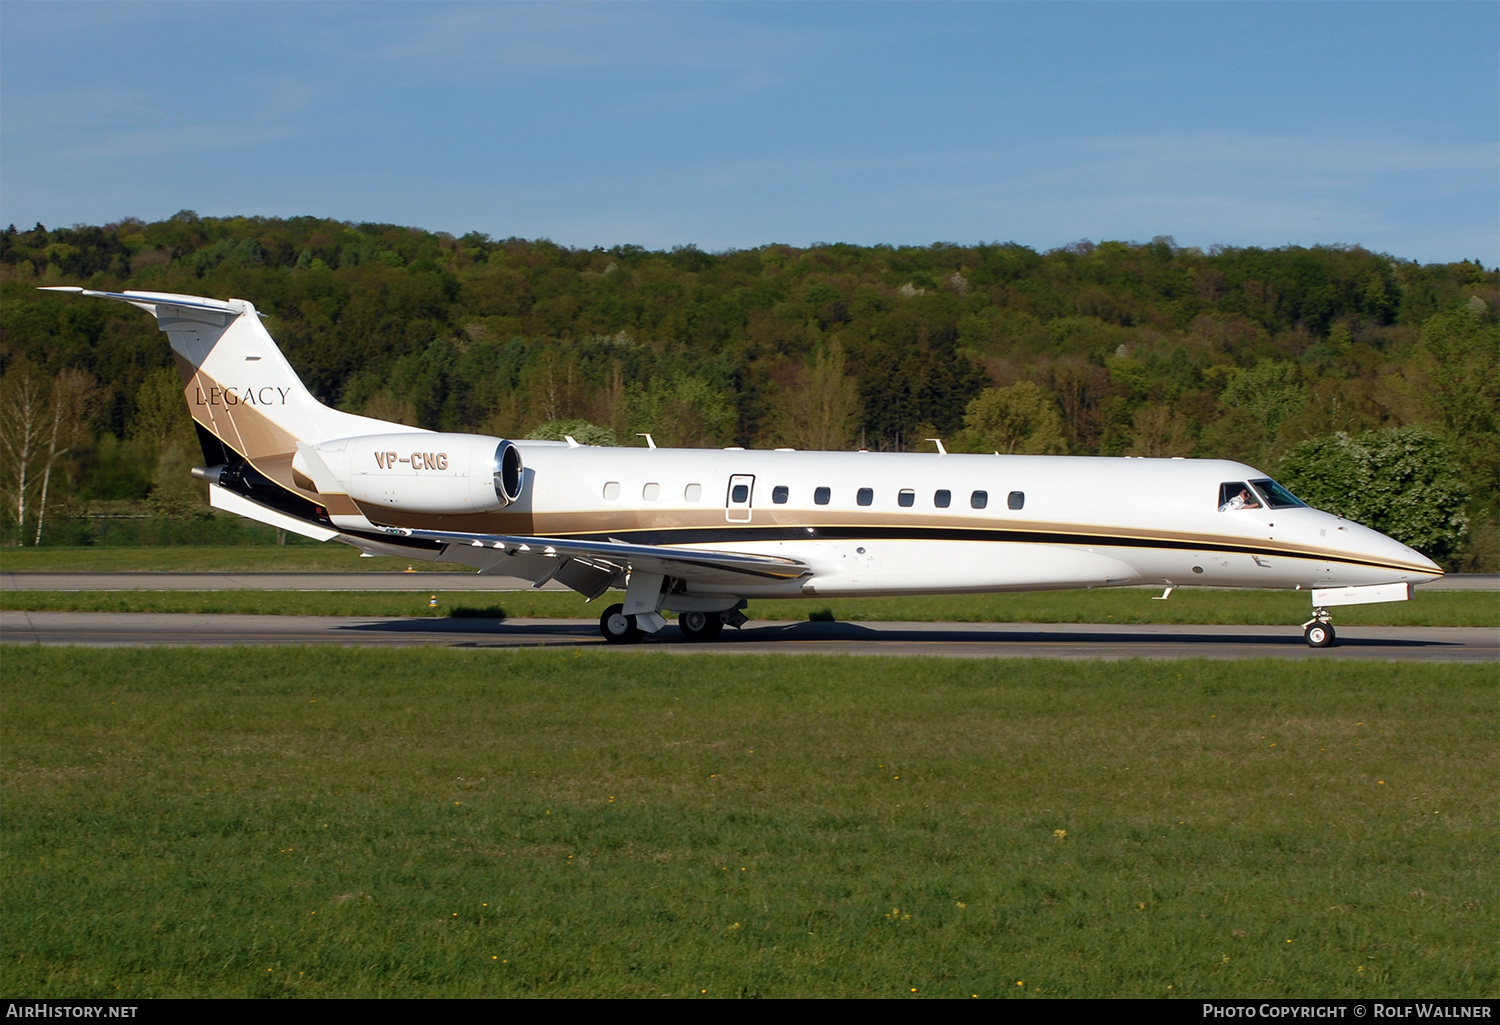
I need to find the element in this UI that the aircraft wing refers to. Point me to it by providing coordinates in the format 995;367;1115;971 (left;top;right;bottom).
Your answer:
383;527;811;599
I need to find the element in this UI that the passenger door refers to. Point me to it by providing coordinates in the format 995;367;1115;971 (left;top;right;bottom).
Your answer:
726;475;755;523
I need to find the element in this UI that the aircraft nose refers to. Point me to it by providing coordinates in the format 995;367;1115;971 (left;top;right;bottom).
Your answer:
1409;546;1443;579
1369;523;1443;580
1320;510;1443;581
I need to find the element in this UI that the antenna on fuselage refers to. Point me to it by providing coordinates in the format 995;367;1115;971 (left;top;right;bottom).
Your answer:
925;438;947;455
637;433;656;449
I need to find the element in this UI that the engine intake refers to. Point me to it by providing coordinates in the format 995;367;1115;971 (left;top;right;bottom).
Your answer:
494;437;522;505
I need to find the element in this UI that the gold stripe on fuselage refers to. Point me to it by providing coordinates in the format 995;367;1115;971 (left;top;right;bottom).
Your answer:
178;362;1430;580
347;502;1434;577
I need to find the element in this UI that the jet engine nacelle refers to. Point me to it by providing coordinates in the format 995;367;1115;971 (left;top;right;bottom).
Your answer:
297;433;524;514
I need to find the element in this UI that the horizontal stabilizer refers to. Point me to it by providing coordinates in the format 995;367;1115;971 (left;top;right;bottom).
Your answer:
208;483;338;542
39;286;246;316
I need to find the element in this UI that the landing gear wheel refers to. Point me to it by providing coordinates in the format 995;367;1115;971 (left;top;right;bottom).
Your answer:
599;603;645;645
678;610;725;641
1304;622;1335;648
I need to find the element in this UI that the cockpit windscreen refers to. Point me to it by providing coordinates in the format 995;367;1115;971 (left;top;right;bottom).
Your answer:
1249;478;1306;509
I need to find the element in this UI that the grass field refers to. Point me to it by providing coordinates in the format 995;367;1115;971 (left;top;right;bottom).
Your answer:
1;546;468;573
2;648;1493;998
2;587;1494;628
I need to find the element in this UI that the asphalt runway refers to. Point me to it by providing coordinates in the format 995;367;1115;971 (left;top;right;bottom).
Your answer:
0;571;562;591
2;610;1494;661
3;572;1496;591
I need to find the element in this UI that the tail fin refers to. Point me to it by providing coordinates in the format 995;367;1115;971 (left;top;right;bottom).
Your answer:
41;287;418;480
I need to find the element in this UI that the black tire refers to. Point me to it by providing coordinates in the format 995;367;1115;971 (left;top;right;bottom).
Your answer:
600;603;645;644
1304;623;1335;648
677;610;725;641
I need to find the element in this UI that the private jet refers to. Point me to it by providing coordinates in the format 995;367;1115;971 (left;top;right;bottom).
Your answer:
42;287;1442;646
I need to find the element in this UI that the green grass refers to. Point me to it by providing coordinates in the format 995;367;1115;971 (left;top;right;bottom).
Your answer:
0;546;467;573
2;649;1494;998
2;587;1494;627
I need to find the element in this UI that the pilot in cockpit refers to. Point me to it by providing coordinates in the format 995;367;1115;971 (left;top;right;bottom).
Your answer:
1218;483;1262;512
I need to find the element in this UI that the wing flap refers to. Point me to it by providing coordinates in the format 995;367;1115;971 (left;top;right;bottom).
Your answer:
550;559;617;601
389;527;811;594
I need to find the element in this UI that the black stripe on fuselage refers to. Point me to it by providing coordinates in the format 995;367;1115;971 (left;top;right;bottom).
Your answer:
208;437;445;555
240;458;1425;578
547;523;1422;575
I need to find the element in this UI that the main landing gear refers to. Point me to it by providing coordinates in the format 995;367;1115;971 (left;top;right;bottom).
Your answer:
677;609;725;641
1302;607;1336;648
599;603;645;645
598;603;744;644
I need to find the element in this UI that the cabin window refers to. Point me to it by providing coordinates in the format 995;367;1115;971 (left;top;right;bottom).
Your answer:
934;489;951;508
1008;491;1024;510
814;486;831;505
1218;482;1260;512
971;490;988;509
642;483;660;501
898;489;915;508
857;487;874;506
603;481;621;500
731;483;750;503
684;483;702;502
772;485;789;504
1250;479;1306;509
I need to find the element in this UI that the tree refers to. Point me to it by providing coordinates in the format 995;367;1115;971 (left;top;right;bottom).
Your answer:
1410;305;1499;503
1200;360;1306;466
129;367;207;521
1277;427;1470;565
618;375;737;448
147;438;209;520
1127;401;1195;457
33;368;96;544
956;381;1067;454
526;419;616;447
855;327;985;451
1416;306;1498;444
130;367;190;450
0;360;49;543
769;340;860;450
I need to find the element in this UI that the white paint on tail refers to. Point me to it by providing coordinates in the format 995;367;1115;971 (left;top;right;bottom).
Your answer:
40;287;422;445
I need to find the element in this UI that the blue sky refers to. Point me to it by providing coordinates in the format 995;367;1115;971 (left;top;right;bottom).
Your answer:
3;1;1496;264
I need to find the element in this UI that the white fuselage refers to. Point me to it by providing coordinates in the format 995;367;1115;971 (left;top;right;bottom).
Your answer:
483;443;1440;600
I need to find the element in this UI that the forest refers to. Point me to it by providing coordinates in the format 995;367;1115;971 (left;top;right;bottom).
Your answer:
0;212;1495;569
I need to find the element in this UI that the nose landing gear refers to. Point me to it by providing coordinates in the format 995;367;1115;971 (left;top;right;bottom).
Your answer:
1302;607;1336;648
